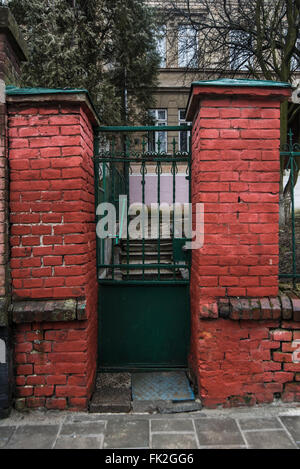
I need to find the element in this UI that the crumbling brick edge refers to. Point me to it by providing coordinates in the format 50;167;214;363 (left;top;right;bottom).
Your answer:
10;298;87;324
218;295;300;322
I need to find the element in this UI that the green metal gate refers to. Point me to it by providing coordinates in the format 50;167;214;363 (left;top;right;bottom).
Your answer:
94;125;192;371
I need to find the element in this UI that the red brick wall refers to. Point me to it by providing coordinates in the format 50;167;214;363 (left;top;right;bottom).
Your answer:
0;99;8;299
191;93;283;307
197;319;300;408
188;84;300;407
14;319;98;411
0;7;28;419
8;99;98;410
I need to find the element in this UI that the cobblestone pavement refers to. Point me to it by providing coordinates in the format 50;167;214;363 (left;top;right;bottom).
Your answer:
0;404;299;449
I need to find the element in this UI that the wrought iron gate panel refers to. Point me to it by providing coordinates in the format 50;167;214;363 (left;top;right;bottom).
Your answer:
94;125;192;285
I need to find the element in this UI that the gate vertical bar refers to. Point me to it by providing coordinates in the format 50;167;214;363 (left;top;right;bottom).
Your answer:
172;138;176;280
142;159;146;281
290;146;297;288
157;158;161;281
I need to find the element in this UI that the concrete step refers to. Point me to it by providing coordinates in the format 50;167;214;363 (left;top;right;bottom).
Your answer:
89;372;202;414
122;242;173;252
120;251;173;258
120;257;173;265
121;267;178;274
89;373;131;414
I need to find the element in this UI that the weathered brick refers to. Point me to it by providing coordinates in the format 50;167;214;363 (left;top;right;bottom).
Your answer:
271;330;293;342
291;298;300;322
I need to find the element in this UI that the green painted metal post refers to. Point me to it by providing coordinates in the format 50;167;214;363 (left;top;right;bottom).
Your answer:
94;132;100;277
280;129;300;285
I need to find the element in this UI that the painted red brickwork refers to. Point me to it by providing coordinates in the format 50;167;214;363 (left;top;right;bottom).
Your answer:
189;88;290;308
197;319;300;408
7;95;98;410
14;318;97;411
8;101;96;303
0;7;28;419
0;98;8;299
187;82;300;407
0;9;27;301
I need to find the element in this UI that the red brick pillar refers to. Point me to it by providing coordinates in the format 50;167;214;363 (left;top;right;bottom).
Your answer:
0;8;27;303
186;79;298;407
7;89;99;411
0;7;27;418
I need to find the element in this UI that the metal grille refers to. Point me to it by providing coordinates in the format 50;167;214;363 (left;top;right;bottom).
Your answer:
94;125;192;285
280;129;300;287
131;371;195;401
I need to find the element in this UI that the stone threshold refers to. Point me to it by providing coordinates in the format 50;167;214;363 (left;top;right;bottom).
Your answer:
89;373;202;414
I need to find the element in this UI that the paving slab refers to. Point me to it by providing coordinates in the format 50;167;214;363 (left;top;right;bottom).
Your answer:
60;421;106;436
200;445;247;449
0;426;16;448
54;436;103;449
0;410;65;426
195;418;245;446
279;416;300;443
238;417;282;431
243;430;297;449
65;413;107;424
151;418;195;433
5;424;59;449
151;433;198;449
104;419;149;449
0;406;299;449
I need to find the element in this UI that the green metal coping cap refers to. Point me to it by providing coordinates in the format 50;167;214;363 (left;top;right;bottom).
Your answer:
5;85;100;123
5;85;90;96
191;78;292;88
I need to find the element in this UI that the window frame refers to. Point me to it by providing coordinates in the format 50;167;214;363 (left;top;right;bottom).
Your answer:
156;25;167;68
291;37;300;71
229;30;253;71
148;109;168;153
178;24;198;68
178;109;191;153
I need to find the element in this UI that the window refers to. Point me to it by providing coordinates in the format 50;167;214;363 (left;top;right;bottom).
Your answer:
291;37;300;71
148;109;167;153
178;25;198;67
156;26;167;68
178;109;191;153
229;30;253;71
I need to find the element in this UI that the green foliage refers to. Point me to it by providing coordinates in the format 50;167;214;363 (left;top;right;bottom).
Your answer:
8;0;160;125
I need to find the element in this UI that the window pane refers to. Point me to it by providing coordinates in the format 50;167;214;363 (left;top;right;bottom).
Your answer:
178;109;190;153
158;110;166;120
291;37;300;70
156;26;167;68
178;25;198;67
230;30;252;70
148;109;168;152
180;131;188;153
148;131;155;152
157;131;167;153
